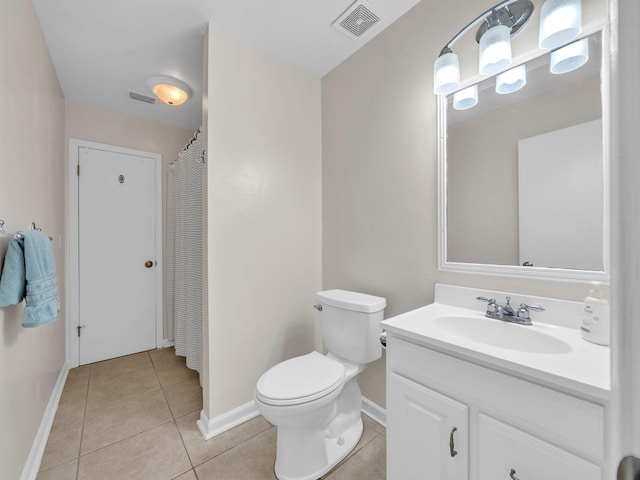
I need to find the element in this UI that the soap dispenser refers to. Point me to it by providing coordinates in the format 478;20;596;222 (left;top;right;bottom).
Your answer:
580;281;610;346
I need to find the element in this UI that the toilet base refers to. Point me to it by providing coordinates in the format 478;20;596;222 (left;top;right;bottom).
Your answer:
274;417;363;480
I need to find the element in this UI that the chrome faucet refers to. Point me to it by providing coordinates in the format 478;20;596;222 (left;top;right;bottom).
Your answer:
476;296;544;326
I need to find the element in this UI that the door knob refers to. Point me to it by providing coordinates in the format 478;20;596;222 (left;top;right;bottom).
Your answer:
144;260;153;268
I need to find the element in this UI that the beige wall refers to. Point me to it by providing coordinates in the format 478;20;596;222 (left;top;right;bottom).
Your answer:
205;25;322;416
65;100;193;339
322;0;608;408
0;1;66;477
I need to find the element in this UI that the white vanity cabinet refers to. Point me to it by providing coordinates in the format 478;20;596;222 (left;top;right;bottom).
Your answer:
386;335;606;480
387;372;468;479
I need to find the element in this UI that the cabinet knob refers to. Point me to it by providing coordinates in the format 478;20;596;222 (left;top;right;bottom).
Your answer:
510;469;521;480
449;427;458;457
145;260;153;268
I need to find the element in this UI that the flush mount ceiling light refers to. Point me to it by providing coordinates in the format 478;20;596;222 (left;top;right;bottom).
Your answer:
147;75;191;106
539;0;582;50
496;64;527;94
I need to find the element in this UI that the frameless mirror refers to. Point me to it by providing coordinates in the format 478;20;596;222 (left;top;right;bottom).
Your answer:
439;32;608;280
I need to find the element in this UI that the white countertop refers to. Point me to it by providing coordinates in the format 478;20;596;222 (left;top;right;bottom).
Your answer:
382;300;611;401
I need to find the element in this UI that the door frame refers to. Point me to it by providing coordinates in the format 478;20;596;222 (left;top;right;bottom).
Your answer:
67;138;163;368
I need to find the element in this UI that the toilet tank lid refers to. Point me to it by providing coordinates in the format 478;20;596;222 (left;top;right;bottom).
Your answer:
316;290;386;313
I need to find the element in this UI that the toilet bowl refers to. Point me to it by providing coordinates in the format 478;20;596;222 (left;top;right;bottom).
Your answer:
255;290;386;480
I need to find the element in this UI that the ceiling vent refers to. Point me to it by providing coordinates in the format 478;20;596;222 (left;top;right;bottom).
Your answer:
129;91;156;104
332;1;381;39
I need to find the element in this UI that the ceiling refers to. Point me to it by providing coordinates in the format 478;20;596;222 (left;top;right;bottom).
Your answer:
32;0;422;131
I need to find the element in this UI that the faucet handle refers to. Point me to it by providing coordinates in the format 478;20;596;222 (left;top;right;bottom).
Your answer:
516;303;545;323
476;296;497;313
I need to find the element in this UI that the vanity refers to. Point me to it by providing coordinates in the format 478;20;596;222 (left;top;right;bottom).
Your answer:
382;284;610;479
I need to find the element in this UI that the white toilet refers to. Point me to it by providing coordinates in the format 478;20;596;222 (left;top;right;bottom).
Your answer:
254;289;386;480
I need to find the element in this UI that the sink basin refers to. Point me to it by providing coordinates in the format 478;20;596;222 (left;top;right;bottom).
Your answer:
432;315;573;355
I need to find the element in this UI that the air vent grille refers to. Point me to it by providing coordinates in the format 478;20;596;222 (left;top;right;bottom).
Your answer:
129;91;156;104
333;1;381;39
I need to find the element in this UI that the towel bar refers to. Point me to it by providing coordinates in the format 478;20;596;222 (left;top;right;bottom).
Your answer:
0;220;53;241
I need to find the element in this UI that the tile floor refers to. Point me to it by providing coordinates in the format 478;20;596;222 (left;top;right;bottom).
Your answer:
37;348;387;480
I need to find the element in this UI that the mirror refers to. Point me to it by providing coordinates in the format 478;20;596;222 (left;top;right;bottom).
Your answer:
439;32;608;281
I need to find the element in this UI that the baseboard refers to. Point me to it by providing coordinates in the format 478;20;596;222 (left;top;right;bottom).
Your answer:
197;401;260;440
20;361;69;480
362;396;386;428
162;339;175;348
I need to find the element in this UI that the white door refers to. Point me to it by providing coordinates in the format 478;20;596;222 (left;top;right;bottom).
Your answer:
518;119;603;270
78;146;158;364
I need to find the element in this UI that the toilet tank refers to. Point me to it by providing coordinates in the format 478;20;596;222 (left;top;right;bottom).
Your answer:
316;290;387;364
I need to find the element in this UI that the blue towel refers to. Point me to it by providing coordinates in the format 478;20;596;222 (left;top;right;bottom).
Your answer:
0;231;59;327
0;236;26;306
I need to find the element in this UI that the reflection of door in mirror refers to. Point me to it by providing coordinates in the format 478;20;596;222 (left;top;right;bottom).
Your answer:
518;119;603;271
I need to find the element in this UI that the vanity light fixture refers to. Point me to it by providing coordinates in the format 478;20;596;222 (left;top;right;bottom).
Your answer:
539;0;582;50
550;37;589;74
453;84;479;110
147;75;191;106
496;64;527;94
433;0;534;96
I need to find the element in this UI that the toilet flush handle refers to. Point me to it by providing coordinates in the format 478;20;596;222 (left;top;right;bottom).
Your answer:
313;304;323;311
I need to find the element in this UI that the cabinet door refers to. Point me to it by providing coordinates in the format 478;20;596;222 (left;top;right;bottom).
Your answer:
387;372;468;480
478;414;601;480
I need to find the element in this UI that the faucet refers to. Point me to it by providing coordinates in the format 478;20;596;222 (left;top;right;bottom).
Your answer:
476;296;544;326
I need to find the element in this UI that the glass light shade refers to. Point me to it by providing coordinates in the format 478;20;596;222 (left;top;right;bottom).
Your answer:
479;24;512;76
453;85;478;110
147;75;191;106
539;0;582;50
496;65;527;94
434;52;461;96
550;37;589;74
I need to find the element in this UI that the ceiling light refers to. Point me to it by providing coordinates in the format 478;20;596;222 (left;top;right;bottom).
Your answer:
496;64;527;94
147;75;191;106
453;85;479;110
539;0;582;50
550;37;589;74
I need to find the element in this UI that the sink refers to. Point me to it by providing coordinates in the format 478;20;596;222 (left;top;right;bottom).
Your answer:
432;315;573;354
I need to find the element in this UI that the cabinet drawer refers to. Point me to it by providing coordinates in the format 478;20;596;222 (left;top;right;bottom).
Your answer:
388;336;605;461
478;414;601;480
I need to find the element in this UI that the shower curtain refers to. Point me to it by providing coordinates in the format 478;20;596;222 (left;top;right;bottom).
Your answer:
167;129;205;383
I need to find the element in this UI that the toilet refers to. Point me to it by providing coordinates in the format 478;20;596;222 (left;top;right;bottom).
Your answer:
254;289;386;480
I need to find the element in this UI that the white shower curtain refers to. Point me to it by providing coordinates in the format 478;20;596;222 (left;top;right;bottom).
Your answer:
167;130;205;383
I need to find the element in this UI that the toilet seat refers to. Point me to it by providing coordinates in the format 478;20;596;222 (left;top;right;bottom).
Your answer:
256;352;345;406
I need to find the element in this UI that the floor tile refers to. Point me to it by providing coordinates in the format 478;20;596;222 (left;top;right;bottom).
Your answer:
36;458;78;480
176;412;272;467
55;377;89;422
78;421;191;480
195;426;278;480
87;367;160;411
363;414;386;435
39;412;84;471
172;470;197;480
89;352;152;381
155;356;200;388
81;389;172;454
66;365;91;384
164;377;202;418
324;434;386;480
